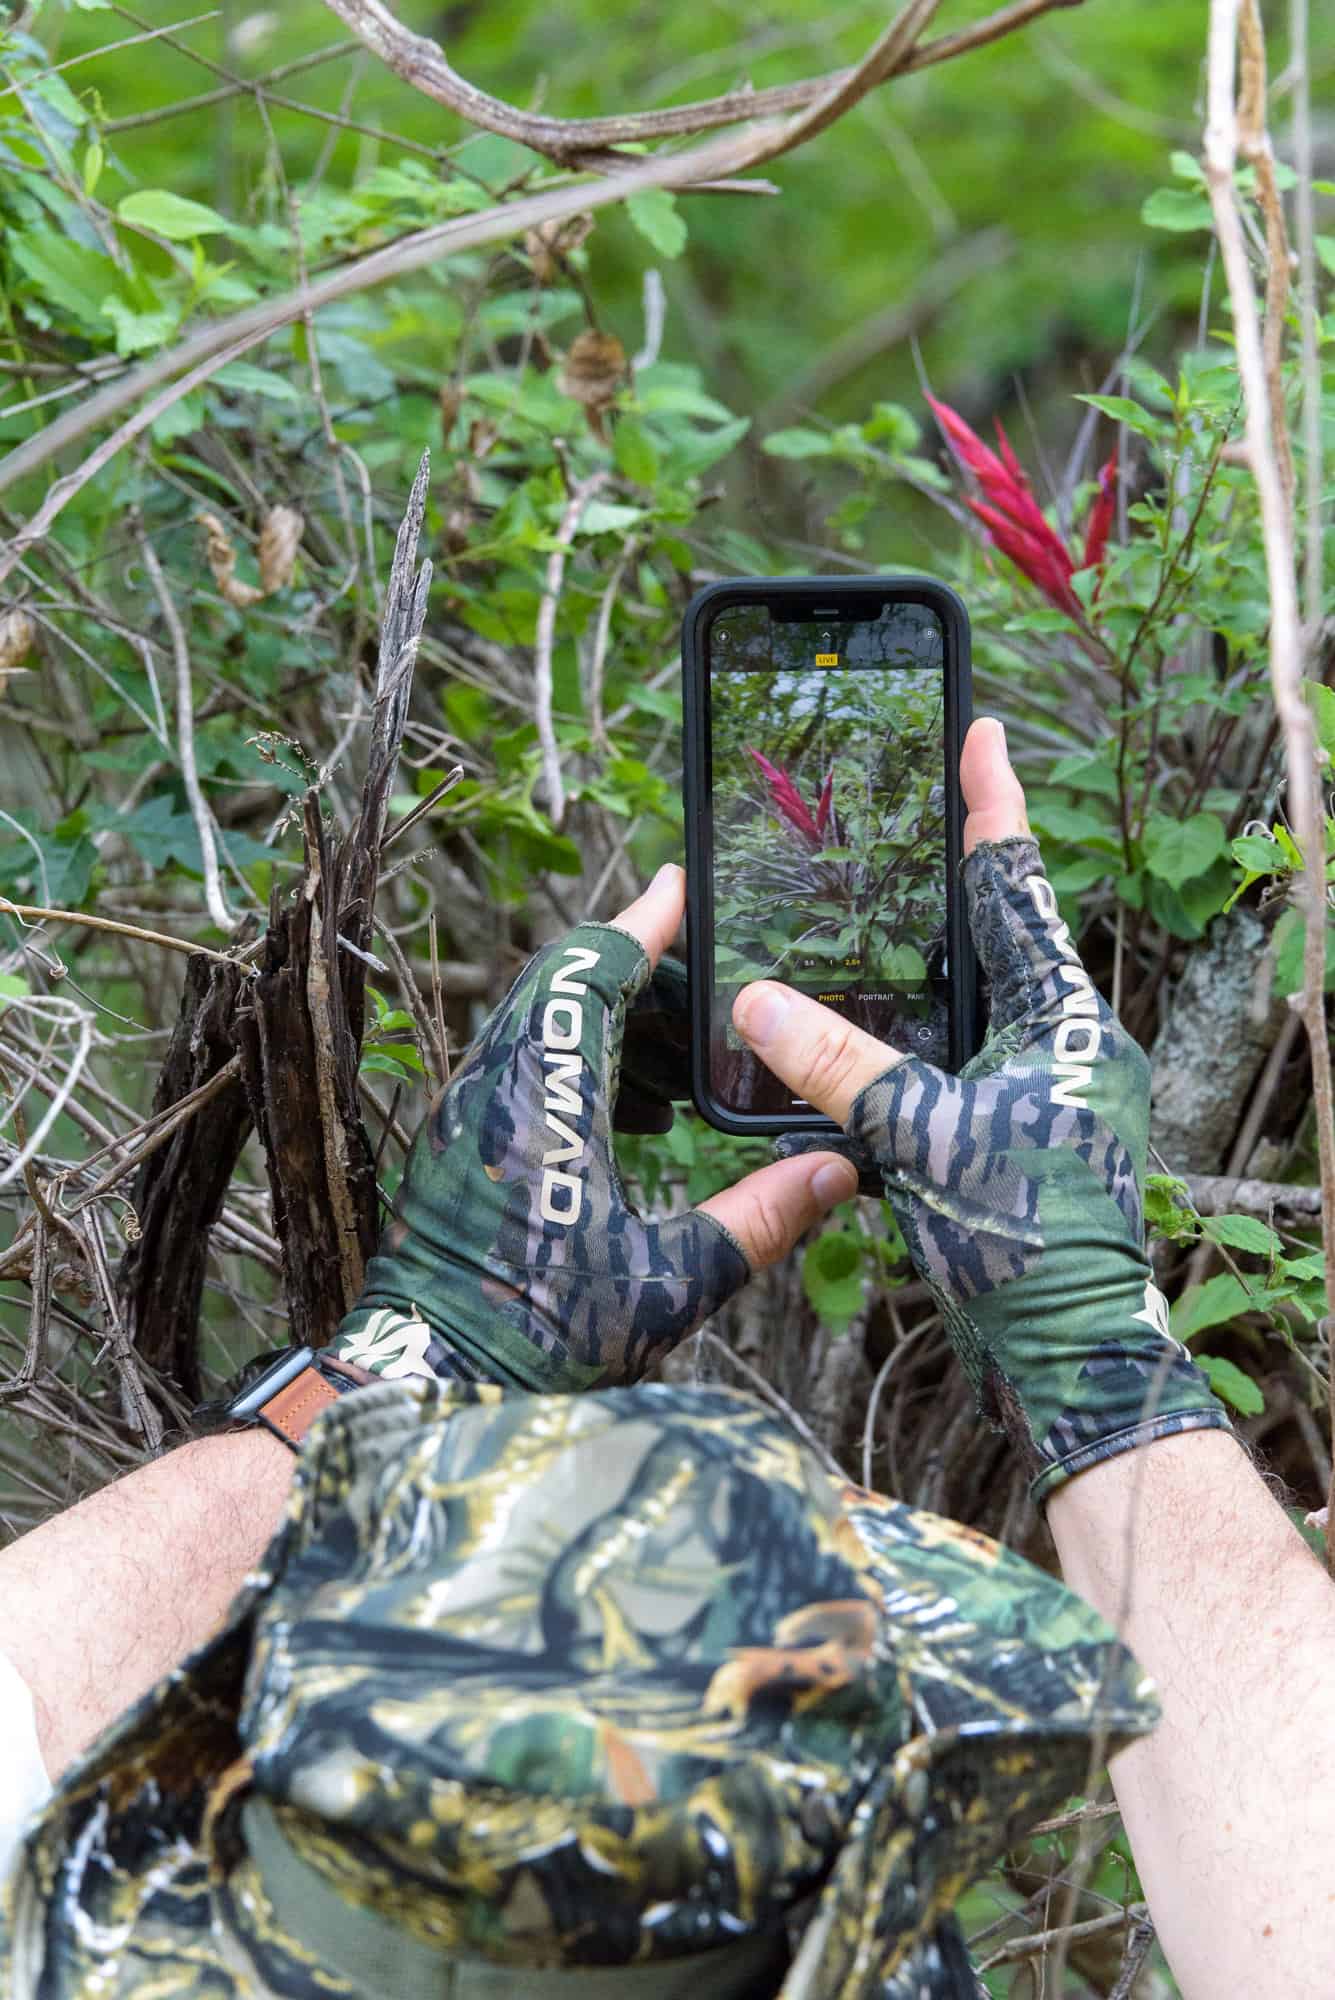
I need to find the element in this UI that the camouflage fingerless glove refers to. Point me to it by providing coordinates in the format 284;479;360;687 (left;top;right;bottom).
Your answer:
327;924;749;1393
850;836;1230;1504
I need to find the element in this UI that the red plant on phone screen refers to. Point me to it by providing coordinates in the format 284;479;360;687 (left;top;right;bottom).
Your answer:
927;394;1117;616
744;746;825;848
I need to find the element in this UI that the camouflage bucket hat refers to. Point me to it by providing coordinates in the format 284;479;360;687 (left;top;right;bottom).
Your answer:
1;1377;1157;1999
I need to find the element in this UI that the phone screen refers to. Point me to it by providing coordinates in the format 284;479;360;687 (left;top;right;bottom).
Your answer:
706;596;950;1117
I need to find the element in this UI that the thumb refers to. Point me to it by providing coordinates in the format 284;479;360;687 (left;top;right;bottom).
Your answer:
732;982;908;1128
961;715;1029;852
696;1150;858;1272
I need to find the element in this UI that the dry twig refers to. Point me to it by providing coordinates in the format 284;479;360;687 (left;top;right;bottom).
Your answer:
136;523;235;933
978;1899;1149;1970
534;471;609;827
318;0;1083;160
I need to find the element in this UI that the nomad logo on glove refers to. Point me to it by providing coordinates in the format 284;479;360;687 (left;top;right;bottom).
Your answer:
1027;873;1101;1111
540;945;601;1225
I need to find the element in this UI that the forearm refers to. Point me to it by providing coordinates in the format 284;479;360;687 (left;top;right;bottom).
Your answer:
0;1429;293;1779
1048;1428;1335;1998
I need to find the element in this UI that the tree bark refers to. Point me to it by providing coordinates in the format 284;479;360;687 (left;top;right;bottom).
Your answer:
234;795;380;1349
114;925;258;1400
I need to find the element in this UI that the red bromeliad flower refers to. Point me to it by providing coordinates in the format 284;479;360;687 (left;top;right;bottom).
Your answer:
927;394;1117;618
1081;452;1118;581
745;747;826;847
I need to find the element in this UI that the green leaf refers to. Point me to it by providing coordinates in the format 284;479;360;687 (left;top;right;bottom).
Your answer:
612;418;660;485
1141;186;1214;232
1171;1270;1277;1342
660;413;749;479
1027;800;1120;849
1142;812;1226;887
662;1119;697;1168
576;500;644;538
802;1228;865;1331
1170;149;1206;184
1279;1251;1325;1282
1305;678;1335;763
624;682;682;722
763;427;833;460
1195;1353;1265;1417
360;1047;423;1082
1231;832;1290;874
878;943;927;982
625;188;687;259
101;299;178;356
1074;393;1163;438
1272;906;1335;996
1317;237;1335;278
117;190;230;240
1048;752;1120;798
1201;1213;1282;1257
0;974;30;1011
114;797;205;871
213;360;300;401
792;936;852;959
1144;1173;1198;1240
11;229;126;330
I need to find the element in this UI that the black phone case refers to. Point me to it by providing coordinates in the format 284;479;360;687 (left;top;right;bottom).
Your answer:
682;574;980;1136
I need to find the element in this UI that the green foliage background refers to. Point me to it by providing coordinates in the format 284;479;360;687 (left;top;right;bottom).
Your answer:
1;5;1334;1988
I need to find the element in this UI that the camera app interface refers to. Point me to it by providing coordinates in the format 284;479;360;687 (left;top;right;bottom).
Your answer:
708;599;948;1116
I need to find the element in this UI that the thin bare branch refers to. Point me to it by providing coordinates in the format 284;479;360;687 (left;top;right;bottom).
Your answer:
1236;0;1294;508
136;523;235;934
1181;1171;1324;1217
380;763;464;852
64;1057;244;1215
586;556;627;754
862;1318;930;1490
1108;1915;1158;2000
100;38;357;132
0;902;245;968
0;997;94;1193
535;472;609;827
317;0;1082;158
1290;0;1323;642
979;1900;1149;1970
632;269;667;375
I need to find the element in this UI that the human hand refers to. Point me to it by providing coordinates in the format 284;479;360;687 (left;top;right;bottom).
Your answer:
733;717;1230;1502
327;867;856;1392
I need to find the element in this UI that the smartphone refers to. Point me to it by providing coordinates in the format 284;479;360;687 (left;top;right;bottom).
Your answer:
682;576;979;1134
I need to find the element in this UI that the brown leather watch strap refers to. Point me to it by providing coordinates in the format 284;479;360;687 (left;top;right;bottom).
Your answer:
257;1356;374;1450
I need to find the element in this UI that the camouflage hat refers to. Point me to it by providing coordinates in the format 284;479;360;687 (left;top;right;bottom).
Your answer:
0;1377;1156;1998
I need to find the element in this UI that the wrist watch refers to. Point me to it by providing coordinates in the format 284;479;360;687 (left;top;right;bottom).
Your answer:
192;1346;373;1453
